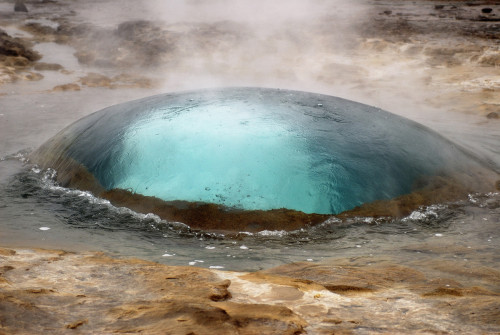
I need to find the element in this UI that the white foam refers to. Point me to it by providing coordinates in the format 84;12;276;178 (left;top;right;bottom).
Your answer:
257;230;287;237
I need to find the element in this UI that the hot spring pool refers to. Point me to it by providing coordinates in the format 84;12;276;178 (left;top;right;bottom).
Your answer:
30;87;497;232
0;87;498;273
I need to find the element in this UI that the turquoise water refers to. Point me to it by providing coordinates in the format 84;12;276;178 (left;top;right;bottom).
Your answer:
114;102;322;212
0;157;499;273
0;88;498;273
35;88;484;216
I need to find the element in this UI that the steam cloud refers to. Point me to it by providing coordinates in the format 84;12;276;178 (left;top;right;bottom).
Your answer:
75;0;371;100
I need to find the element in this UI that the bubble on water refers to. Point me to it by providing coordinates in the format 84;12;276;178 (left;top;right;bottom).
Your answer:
205;246;216;250
39;227;51;231
404;211;425;221
403;205;444;222
468;194;478;204
257;230;287;237
240;245;248;250
162;253;174;257
434;233;443;237
209;265;224;269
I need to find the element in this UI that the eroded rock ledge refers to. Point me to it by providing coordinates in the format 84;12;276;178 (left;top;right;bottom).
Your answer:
0;247;305;334
1;247;499;334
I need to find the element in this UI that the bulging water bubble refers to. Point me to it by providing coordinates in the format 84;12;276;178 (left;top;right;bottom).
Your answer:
31;88;498;232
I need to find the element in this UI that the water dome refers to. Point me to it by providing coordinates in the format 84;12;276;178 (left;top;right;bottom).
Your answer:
32;88;497;232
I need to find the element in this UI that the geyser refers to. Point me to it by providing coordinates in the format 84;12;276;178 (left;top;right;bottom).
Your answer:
33;88;497;231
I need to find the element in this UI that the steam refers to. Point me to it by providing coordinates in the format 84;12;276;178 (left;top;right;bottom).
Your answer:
41;0;500;170
146;0;368;92
75;0;370;99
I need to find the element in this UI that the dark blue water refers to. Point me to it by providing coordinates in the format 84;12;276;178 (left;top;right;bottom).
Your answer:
0;88;498;273
33;88;488;216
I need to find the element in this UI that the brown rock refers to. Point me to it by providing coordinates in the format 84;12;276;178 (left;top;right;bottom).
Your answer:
21;71;43;81
486;111;499;119
0;248;306;334
23;22;56;36
66;319;88;329
74;50;96;65
0;248;16;256
34;62;64;71
479;53;500;66
100;188;328;232
0;31;40;62
52;83;81;92
2;56;31;68
79;72;113;87
249;261;426;295
14;0;28;12
234;257;500;334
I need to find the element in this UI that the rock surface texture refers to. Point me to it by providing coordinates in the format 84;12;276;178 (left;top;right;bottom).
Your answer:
0;248;305;334
0;0;499;334
1;247;499;334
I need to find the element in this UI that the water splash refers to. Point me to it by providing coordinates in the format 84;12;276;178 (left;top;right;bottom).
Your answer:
32;87;497;231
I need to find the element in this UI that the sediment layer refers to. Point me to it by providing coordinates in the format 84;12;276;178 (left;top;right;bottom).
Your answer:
1;247;499;334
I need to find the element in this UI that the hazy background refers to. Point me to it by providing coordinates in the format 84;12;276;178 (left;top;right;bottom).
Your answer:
0;0;499;167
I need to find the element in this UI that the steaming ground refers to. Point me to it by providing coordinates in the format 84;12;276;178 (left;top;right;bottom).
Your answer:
0;1;500;333
1;0;499;166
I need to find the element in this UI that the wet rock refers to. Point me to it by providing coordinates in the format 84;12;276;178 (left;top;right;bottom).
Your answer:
486;111;499;119
234;257;500;334
63;20;178;68
100;188;328;232
21;71;43;81
0;248;16;256
0;248;306;334
435;5;445;10
116;20;163;41
33;62;63;71
73;49;96;65
21;22;57;43
78;72;154;89
53;24;89;44
51;83;81;92
482;8;493;14
251;261;427;294
79;72;113;87
479;52;500;66
0;30;40;61
14;0;28;13
2;55;31;68
112;73;154;88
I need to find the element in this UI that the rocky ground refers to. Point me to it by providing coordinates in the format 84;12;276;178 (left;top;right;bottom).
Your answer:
1;0;499;118
0;0;499;333
1;245;499;334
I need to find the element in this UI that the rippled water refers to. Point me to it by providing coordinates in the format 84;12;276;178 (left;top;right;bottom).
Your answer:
0;149;498;272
